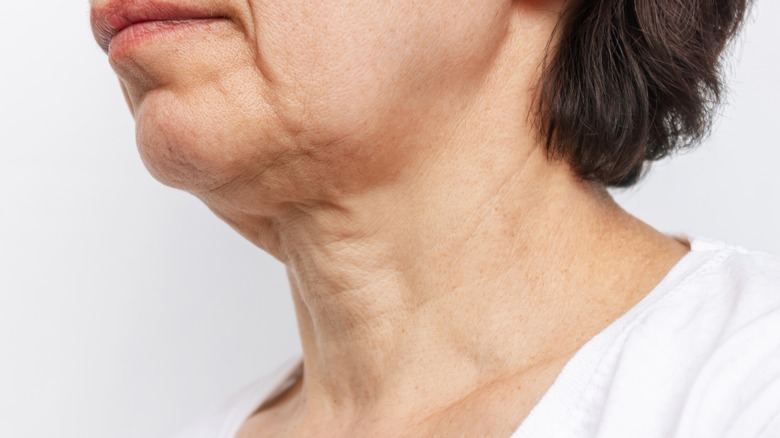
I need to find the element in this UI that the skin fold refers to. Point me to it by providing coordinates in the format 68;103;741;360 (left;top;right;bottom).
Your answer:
91;0;691;436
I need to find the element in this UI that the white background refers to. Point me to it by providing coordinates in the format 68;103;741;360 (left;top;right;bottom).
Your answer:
0;2;778;437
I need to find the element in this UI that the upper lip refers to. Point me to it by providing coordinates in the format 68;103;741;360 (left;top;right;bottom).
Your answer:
90;0;226;53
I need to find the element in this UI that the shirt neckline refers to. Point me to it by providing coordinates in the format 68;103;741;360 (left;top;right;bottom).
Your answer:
511;233;730;436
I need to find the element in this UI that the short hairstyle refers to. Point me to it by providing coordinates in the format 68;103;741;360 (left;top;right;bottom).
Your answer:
536;0;753;187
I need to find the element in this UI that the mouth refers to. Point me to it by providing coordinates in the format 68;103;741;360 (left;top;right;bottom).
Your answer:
90;0;231;54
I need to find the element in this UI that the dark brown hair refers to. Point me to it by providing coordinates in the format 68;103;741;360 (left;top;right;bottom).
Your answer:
537;0;753;187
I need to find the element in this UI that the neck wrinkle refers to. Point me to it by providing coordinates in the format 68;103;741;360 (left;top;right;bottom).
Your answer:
271;146;633;422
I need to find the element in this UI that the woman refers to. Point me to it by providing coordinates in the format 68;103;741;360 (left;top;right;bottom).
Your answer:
90;0;779;436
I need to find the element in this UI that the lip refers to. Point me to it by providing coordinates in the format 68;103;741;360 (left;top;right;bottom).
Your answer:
90;0;229;53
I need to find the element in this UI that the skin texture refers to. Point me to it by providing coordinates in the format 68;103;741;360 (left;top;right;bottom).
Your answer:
91;0;691;435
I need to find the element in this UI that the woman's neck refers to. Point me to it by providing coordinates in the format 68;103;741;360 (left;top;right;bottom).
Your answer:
204;20;690;424
254;146;689;424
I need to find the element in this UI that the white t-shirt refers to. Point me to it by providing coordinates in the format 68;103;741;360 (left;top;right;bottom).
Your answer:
176;235;780;438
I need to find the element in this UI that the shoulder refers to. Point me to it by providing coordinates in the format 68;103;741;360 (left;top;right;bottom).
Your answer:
688;238;780;337
649;237;780;437
691;237;780;295
646;236;780;332
687;241;780;436
645;236;780;367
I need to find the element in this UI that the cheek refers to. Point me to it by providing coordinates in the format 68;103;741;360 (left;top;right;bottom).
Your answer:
251;3;396;143
127;0;510;202
253;0;511;145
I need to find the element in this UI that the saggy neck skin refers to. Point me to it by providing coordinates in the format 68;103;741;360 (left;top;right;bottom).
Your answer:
219;142;688;433
201;9;690;434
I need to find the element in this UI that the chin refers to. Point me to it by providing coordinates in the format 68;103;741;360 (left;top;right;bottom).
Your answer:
132;85;281;194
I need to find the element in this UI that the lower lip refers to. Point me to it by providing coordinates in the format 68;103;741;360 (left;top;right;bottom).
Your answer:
109;18;228;57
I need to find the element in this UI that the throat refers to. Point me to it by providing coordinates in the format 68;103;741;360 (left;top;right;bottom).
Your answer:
250;157;691;430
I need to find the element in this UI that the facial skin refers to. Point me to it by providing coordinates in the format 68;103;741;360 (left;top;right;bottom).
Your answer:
93;0;524;245
91;1;690;435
